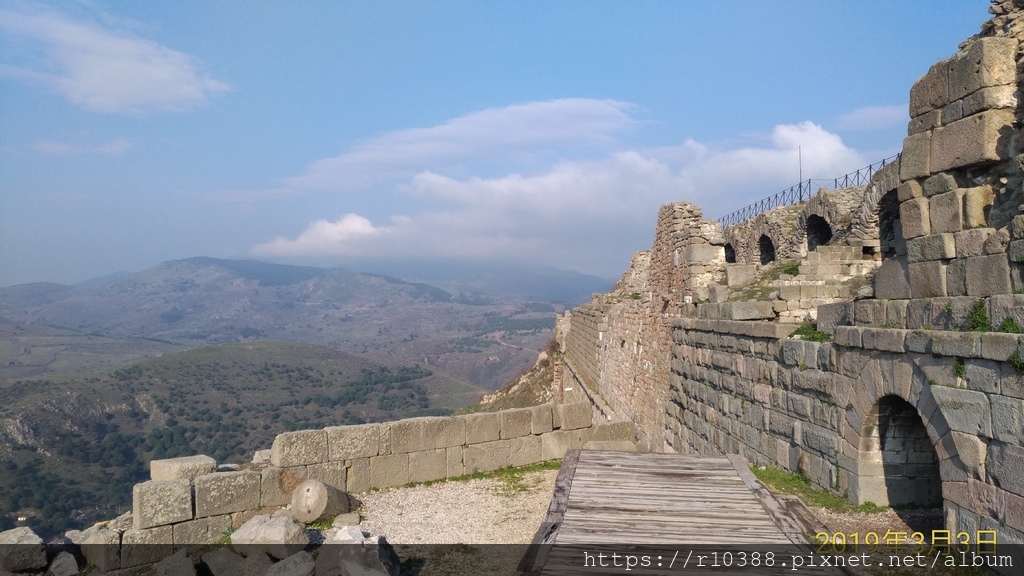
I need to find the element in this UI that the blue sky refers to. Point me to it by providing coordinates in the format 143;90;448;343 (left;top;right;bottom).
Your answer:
0;1;990;287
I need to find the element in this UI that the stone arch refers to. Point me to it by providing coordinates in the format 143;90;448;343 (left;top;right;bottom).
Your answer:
877;189;902;260
806;214;833;251
724;243;736;264
758;235;776;265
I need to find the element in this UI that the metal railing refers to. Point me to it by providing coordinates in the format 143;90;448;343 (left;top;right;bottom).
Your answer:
716;153;900;228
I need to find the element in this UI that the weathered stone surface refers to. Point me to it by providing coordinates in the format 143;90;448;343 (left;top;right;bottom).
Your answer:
966;254;1011;297
121;526;174;568
231;515;309;560
325;424;380;461
464;439;512;474
897;179;924;202
172;514;231;546
307;461;347;492
463;412;500;444
954;228;993;258
963;186;995;229
77;524;121;571
156;549;196;576
909;261;947;298
47;551;80;576
499;408;533;439
816;302;849;334
727;301;775;320
899;197;930;239
541;430;575;460
909;59;950;117
872;259;910;300
1009;240;1024;262
726;264;758;288
991;396;1024;445
929;190;965;234
390;417;465;453
930;386;992;437
347;458;370;494
316;533;401;576
261;466;308;507
530;404;554;435
900;132;931;181
271;430;327;467
202;543;245;576
133;479;193;530
446;446;464;478
369;454;409;488
907;233;955;262
907;110;941;136
981;332;1020;361
510;434;543;467
266;550;314;576
194;471;261;518
930;331;981;357
0;527;47;572
922;173;957;197
150;454;217;482
931;109;1015;172
963;84;1017;116
408;449;447;483
559;402;593;431
946;258;967;297
290;480;350;524
948;37;1018;101
987;441;1024;498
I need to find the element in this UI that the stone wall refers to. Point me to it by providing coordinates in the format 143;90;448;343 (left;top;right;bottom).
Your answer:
124;402;634;551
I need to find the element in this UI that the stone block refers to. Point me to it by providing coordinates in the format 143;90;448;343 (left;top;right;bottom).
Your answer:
873;258;911;299
886;300;909;328
861;328;907;353
909;261;947;298
510;435;543;467
1010;240;1024;262
120;527;173;568
899;197;930;240
930;386;992;437
0;527;46;572
948;37;1018;101
464;440;512;474
942;99;964;124
590;421;636;443
929;190;964;234
307;461;347;491
909;59;950;117
76;525;121;571
963;84;1017;116
991;396;1024;444
194;471;261;518
931;109;1015;172
530;404;554;435
369;454;409;488
463;411;500;444
930;331;981;357
908;233;955;262
981;332;1019;361
954;228;993;258
963;186;995;229
133;479;193;530
922;173;957;197
987;441;1024;497
261;466;307;507
446;446;464;478
900;131;931;181
150;454;217;482
816;302;849;334
390;417;466;453
966;254;1011;297
541;430;574;460
963;358;999;394
727;301;775;320
834;326;861;348
271;430;327;467
947;258;967;297
408;449;447;484
683;243;723;263
346;458;370;494
726;264;758;288
905;330;931;354
559;402;593;430
500;408;533;439
172;514;231;545
325;424;380;461
231;515;309;560
854;299;886;326
907;110;941;136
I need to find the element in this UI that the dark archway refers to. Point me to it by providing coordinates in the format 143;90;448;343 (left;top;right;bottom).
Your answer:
724;243;736;264
878;190;901;260
758;235;776;265
806;215;833;251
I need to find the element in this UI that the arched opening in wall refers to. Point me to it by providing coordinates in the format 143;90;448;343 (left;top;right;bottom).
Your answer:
877;189;902;261
806;215;833;252
855;395;943;533
758;235;776;265
724;244;736;264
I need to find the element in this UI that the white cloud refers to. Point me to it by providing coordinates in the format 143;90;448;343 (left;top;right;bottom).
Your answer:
250;114;870;276
0;5;228;114
32;138;132;156
835;105;907;131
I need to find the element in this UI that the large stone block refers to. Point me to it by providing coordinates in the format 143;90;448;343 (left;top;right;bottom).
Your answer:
683;244;723;263
499;408;533;439
261;466;307;507
307;461;347;491
991;396;1024;445
727;301;776;320
930;386;992;437
446;446;465;478
963;84;1018;116
954;228;993;259
931;109;1015;172
909;261;947;298
464;440;512;474
948;37;1018;101
930;331;981;357
922;173;957;197
172;514;231;545
133;479;193;530
929;190;965;234
907;233;955;262
194;471;261;518
816;302;849;334
463;412;500;444
966;254;1011;297
0;527;47;572
271;430;327;467
510;435;543;467
907;110;941;136
900;132;931;181
390;416;465;453
369;454;409;488
150;454;217;482
346;458;370;494
541;430;574;460
325;424;380;461
559;402;593;431
899;197;930;239
530;404;554;435
726;264;758;288
408;449;447;483
120;527;173;568
873;258;910;300
987;441;1024;497
963;186;995;229
910;59;950;117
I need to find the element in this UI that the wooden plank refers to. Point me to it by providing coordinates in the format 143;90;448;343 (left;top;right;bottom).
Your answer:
518;449;581;573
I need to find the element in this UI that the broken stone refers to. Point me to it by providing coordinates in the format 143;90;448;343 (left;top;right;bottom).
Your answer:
231;515;309;560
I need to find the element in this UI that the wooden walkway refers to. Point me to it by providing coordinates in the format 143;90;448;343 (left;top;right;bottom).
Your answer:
521;450;839;575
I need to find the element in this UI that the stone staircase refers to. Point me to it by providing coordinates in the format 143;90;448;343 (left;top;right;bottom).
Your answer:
774;245;879;323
